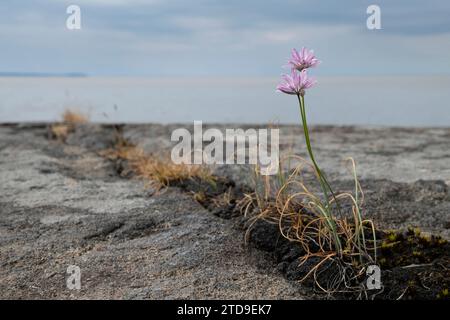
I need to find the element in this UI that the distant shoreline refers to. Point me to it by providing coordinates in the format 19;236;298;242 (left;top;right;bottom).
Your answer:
0;72;88;78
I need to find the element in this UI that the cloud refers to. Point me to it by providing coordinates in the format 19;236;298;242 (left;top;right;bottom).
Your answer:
170;16;228;31
264;31;298;43
50;0;161;6
0;0;449;75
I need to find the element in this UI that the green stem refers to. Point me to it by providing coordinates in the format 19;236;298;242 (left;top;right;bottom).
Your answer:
298;97;326;197
297;94;342;255
298;95;342;212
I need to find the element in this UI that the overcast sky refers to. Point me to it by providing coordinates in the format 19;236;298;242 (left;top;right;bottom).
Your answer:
1;0;449;76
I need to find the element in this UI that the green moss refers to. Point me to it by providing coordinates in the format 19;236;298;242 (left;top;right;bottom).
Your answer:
437;288;448;299
387;233;397;242
413;227;421;237
381;241;396;249
418;235;432;246
412;251;422;257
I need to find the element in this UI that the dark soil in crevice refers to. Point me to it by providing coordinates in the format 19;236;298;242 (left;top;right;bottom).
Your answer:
244;219;449;300
171;177;246;219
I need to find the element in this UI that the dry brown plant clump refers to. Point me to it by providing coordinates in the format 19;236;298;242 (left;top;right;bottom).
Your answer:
102;135;215;190
50;110;89;141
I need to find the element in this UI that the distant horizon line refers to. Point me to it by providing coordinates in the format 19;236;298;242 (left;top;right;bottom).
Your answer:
1;72;449;78
0;72;88;78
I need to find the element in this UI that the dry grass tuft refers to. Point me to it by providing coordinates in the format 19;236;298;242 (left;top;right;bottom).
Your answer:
50;110;89;141
102;136;215;190
62;110;89;124
50;124;71;141
239;155;378;296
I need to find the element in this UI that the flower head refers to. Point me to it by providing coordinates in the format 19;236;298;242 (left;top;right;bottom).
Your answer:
288;47;320;71
276;70;317;96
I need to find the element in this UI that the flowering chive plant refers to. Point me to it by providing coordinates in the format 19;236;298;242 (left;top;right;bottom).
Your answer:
242;46;377;293
288;47;320;71
276;70;317;97
277;47;372;260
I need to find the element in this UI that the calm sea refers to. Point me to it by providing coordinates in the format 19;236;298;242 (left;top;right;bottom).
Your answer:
0;76;449;126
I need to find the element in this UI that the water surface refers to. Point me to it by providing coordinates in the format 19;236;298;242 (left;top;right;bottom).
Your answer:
0;76;449;126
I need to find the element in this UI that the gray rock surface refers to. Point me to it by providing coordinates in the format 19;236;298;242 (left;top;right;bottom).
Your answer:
0;123;449;299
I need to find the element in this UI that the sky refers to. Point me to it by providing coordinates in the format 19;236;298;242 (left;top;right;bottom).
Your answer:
1;0;449;76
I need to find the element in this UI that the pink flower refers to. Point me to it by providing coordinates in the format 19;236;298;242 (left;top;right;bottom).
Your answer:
276;70;317;96
288;47;320;71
